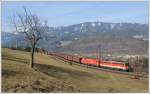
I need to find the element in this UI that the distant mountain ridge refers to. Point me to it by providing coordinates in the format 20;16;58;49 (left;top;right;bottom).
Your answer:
3;21;148;40
2;21;148;55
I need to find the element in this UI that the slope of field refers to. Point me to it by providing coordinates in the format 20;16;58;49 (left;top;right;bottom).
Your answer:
2;48;148;92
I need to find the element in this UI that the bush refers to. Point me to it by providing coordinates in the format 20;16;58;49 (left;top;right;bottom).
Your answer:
128;57;148;73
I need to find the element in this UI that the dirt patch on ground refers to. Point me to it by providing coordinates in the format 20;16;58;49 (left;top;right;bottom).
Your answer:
5;80;79;93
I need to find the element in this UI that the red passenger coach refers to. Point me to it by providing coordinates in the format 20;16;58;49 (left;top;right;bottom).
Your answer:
81;58;99;66
67;55;73;61
73;56;82;63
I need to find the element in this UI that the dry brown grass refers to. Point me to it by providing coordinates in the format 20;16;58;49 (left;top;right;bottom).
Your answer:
2;48;149;92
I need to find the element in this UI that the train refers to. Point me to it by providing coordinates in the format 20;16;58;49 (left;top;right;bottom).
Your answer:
48;52;129;71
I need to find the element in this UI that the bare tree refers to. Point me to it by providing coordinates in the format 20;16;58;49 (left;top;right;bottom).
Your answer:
12;7;47;68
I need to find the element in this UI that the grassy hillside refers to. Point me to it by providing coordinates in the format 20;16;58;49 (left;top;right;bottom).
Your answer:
2;48;148;92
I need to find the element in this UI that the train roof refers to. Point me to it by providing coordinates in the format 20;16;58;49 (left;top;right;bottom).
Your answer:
49;52;128;64
103;60;128;64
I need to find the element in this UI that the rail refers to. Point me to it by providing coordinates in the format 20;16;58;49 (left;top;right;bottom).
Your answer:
50;55;134;76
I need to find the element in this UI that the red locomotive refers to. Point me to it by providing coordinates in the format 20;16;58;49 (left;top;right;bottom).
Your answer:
48;52;129;71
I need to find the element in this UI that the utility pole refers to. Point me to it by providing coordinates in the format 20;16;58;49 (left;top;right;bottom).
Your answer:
72;44;73;60
70;43;73;65
101;45;102;60
98;43;102;67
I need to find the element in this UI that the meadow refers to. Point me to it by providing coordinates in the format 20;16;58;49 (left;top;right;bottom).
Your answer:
2;48;148;92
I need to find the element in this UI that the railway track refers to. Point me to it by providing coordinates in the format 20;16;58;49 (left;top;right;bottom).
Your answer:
50;55;134;76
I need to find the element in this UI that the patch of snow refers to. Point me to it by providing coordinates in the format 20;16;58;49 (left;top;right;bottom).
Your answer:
91;23;95;27
110;24;115;29
64;31;69;34
60;41;72;46
133;35;143;39
80;24;86;32
107;54;112;57
80;24;83;32
74;53;78;56
74;37;78;40
143;38;148;41
14;32;19;35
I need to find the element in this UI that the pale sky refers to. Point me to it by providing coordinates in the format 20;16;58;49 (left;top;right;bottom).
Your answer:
2;1;148;32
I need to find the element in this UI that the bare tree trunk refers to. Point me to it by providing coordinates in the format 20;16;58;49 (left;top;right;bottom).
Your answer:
12;7;46;68
30;45;35;68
